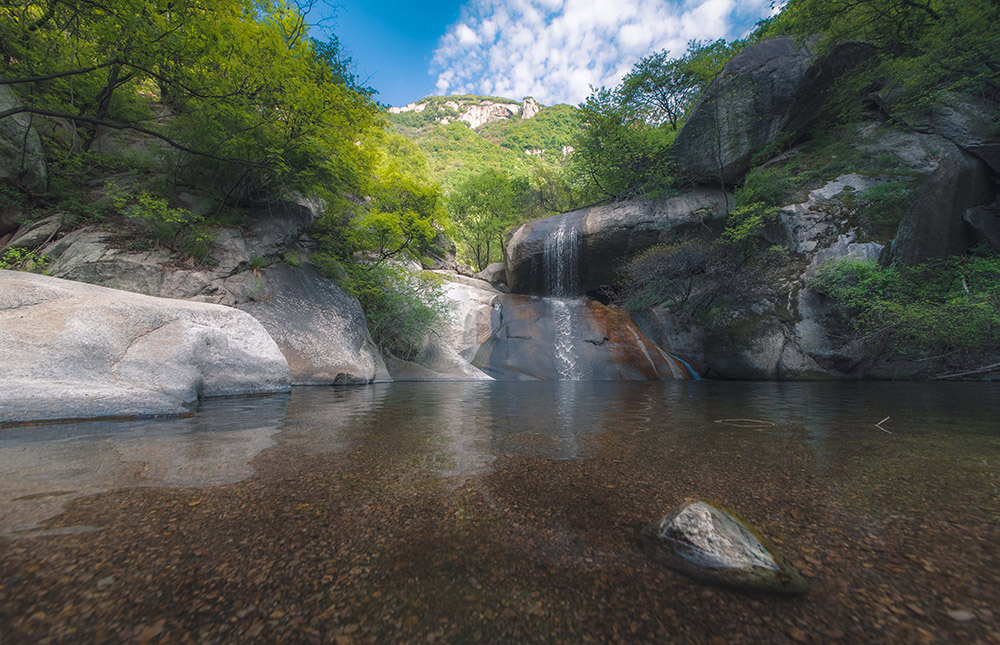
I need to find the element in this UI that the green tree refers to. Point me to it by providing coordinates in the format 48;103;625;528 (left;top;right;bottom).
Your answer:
448;169;526;271
771;0;1000;106
0;0;378;201
572;86;676;200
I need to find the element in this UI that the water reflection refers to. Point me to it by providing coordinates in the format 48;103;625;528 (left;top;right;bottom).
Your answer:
3;381;999;536
0;395;289;536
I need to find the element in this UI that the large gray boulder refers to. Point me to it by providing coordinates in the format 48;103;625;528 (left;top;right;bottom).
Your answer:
0;86;47;191
917;93;1000;174
672;38;874;184
0;270;290;425
964;199;1000;253
885;136;994;265
643;501;807;594
237;264;388;385
37;198;390;384
505;188;729;296
1;214;64;254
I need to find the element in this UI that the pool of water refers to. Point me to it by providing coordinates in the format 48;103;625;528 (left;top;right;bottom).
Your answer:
2;382;998;642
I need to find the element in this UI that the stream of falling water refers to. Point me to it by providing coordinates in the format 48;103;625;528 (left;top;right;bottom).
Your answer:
543;216;580;297
550;298;583;380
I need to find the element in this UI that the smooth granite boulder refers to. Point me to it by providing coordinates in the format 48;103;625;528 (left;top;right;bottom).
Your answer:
237;264;388;384
0;270;290;425
643;501;807;595
672;38;874;185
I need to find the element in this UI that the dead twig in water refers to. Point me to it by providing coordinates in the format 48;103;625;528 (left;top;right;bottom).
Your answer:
875;416;892;434
714;419;776;429
932;361;1000;380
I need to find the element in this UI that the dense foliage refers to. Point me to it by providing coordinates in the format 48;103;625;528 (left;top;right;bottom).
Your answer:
570;39;745;200
771;0;1000;108
0;0;378;200
812;254;1000;363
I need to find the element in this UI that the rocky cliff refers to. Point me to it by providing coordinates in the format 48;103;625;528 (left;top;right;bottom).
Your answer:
389;96;541;129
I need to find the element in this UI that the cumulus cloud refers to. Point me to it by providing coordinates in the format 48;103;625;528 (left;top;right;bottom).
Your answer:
430;0;773;105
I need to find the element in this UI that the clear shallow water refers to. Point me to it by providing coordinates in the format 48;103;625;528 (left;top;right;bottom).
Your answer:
1;382;999;642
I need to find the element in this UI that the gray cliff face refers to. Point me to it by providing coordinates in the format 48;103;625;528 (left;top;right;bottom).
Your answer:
672;38;874;185
0;270;290;425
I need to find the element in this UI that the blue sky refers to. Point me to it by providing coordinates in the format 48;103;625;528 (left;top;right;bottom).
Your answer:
313;0;778;108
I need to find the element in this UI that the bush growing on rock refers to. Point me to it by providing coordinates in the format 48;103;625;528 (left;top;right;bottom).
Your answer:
339;263;447;362
812;253;1000;367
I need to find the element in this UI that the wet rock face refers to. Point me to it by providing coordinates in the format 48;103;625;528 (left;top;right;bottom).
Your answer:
504;189;729;297
471;295;695;381
643;502;807;595
672;38;874;185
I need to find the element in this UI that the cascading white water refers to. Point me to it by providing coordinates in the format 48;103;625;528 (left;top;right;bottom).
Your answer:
550;298;583;380
542;216;585;380
543;216;580;297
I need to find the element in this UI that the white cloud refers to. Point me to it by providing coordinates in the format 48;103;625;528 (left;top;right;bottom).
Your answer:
429;0;774;105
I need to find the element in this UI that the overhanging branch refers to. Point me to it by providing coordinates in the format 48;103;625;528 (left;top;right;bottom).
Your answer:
0;105;267;167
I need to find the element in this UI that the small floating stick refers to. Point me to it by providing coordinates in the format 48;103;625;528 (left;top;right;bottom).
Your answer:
875;416;892;434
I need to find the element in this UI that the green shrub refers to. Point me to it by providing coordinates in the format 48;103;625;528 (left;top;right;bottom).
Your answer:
812;254;1000;357
0;247;50;272
182;226;214;262
337;262;447;361
106;182;201;246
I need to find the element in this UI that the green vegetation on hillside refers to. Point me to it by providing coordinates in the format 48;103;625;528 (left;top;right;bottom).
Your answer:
479;104;582;161
0;0;378;202
812;253;1000;365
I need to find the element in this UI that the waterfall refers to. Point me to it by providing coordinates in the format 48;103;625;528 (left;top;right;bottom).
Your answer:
550;298;583;380
543;216;580;296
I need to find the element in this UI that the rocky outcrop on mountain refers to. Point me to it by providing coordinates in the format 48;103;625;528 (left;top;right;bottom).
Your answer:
521;97;540;120
505;189;730;296
457;101;521;129
672;37;874;185
0;86;47;192
388;96;543;129
0;270;290;425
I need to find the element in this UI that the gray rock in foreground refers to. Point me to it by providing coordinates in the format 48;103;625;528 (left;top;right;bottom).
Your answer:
0;270;290;425
643;501;807;595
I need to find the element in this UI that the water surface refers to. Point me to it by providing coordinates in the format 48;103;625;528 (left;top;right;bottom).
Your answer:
2;382;998;642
